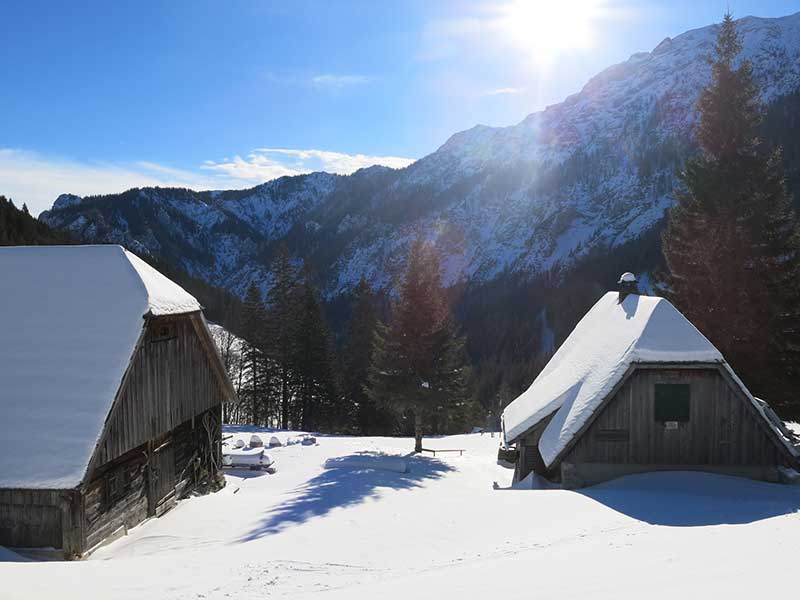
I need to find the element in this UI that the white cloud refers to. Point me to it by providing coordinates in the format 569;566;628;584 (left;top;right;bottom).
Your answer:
202;148;415;182
262;72;372;90
311;74;371;89
0;147;415;216
480;87;524;96
0;149;240;216
201;153;303;183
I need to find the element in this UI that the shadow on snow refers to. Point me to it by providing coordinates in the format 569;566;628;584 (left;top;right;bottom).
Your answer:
579;471;800;526
239;451;453;541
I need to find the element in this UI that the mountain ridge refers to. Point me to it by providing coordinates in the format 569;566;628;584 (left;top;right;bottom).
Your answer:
41;12;800;300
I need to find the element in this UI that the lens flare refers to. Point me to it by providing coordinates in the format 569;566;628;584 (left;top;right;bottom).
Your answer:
495;0;605;66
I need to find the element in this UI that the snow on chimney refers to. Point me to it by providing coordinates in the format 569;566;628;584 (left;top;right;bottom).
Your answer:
617;272;638;301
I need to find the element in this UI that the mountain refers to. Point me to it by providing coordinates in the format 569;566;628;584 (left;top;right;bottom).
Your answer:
39;14;800;384
40;13;800;303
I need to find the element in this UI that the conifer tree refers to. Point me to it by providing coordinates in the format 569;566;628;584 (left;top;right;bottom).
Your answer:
661;13;800;413
240;282;269;425
217;303;246;424
344;279;395;434
366;238;471;452
0;196;68;245
264;244;301;429
293;265;341;431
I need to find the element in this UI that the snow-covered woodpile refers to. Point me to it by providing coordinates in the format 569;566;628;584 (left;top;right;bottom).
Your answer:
0;245;236;558
502;274;800;488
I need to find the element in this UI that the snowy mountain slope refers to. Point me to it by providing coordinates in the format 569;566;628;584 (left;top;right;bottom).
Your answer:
40;12;800;299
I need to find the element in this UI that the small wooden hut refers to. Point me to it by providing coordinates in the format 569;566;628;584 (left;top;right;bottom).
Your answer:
0;245;236;558
502;273;799;489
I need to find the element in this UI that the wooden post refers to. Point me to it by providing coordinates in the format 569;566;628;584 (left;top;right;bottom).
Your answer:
414;412;423;453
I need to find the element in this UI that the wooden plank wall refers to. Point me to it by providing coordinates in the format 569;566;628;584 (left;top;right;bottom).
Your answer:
0;490;63;549
566;368;782;467
1;314;227;557
173;405;223;501
83;449;148;552
92;315;227;468
84;406;222;553
517;414;554;481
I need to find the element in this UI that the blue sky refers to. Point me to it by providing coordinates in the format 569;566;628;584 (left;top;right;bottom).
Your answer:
1;0;798;213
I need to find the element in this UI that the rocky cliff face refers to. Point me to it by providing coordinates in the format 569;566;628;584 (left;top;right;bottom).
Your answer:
41;13;800;299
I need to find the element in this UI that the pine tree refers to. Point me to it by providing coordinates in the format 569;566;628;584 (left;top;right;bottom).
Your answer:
292;265;341;431
264;245;301;429
240;282;269;425
366;238;471;452
344;279;395;434
218;302;246;424
0;195;69;245
661;13;800;413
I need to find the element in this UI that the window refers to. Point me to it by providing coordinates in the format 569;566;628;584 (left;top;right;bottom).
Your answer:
101;467;132;510
105;473;122;507
150;322;176;343
654;383;690;422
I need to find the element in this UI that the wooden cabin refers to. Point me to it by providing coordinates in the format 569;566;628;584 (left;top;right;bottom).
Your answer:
502;273;799;489
0;245;236;558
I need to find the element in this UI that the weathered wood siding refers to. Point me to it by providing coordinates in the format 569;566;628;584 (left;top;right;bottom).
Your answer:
83;448;148;552
0;489;82;556
172;406;223;501
0;490;63;549
1;313;229;558
92;314;227;468
517;413;555;481
83;406;223;554
564;367;783;473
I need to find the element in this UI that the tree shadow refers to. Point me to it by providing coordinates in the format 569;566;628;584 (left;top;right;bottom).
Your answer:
579;471;800;526
239;452;453;541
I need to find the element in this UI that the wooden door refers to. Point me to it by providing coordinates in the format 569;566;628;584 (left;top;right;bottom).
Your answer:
148;438;176;517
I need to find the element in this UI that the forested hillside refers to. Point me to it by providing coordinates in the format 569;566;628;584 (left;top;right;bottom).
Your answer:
0;196;70;245
0;194;240;326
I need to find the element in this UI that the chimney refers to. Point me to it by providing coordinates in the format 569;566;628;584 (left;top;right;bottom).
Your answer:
617;272;638;302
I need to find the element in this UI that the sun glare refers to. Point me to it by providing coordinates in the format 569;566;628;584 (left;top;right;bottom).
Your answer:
496;0;604;65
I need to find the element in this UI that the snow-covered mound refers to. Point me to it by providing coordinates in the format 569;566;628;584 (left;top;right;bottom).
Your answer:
40;13;800;299
0;245;200;489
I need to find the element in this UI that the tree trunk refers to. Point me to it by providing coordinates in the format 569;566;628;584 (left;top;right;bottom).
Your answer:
281;369;289;430
252;355;259;426
414;412;423;453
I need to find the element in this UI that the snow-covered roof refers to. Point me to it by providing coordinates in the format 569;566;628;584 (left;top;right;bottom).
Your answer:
0;245;202;489
502;291;799;467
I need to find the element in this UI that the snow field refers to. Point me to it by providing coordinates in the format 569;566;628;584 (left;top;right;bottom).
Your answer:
1;430;798;599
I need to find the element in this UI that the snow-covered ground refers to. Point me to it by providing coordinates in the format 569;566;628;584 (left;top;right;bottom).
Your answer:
2;429;799;599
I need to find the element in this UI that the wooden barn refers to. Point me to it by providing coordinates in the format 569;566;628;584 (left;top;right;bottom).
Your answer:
502;273;799;489
0;245;236;558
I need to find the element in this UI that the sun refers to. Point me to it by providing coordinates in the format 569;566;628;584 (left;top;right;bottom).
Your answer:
494;0;604;66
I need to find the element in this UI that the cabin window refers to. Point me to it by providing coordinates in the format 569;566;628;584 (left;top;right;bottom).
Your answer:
102;467;135;509
105;473;122;507
654;383;690;422
150;323;175;343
